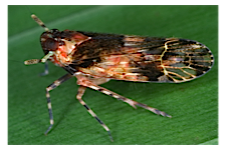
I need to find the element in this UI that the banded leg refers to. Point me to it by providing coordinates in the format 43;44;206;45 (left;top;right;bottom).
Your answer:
45;73;72;135
76;85;113;142
76;74;171;118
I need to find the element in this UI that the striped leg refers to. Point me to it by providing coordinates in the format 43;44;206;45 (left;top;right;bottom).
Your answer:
76;74;171;118
76;85;113;142
45;73;72;135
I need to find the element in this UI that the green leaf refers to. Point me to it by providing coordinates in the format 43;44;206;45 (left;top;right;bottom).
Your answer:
8;5;218;145
199;138;218;145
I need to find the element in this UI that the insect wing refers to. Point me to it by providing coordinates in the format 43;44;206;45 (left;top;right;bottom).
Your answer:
71;32;214;83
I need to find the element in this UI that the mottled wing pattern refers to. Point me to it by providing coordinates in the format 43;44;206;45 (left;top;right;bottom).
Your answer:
70;32;214;83
121;36;214;83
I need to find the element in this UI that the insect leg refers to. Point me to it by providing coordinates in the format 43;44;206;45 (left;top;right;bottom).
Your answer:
92;84;171;117
76;75;171;118
39;61;49;76
45;73;72;135
76;85;113;142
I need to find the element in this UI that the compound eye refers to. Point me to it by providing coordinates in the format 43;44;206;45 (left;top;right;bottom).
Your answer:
42;38;59;51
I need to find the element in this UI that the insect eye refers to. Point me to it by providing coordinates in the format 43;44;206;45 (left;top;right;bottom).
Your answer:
42;38;59;51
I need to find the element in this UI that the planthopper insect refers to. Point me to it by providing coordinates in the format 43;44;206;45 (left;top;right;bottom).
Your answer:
25;14;214;141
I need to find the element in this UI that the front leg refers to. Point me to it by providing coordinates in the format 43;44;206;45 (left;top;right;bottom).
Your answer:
44;73;72;135
39;61;49;76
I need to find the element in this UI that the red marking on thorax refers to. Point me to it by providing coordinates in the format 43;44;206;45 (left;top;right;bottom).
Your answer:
51;46;70;66
58;46;67;58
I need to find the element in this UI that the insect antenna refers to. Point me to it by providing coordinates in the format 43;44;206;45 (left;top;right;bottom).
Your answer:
24;14;53;76
31;14;49;31
24;51;54;65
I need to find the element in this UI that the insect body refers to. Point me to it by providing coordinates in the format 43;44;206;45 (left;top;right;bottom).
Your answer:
25;14;214;141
